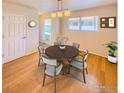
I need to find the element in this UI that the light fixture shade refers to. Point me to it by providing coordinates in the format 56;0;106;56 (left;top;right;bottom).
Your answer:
64;10;71;16
57;11;63;17
51;13;57;18
51;0;71;18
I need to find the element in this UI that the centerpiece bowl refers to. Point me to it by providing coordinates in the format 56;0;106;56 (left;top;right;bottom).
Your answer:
59;45;66;50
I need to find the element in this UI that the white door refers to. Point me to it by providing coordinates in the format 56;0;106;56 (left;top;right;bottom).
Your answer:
2;14;27;63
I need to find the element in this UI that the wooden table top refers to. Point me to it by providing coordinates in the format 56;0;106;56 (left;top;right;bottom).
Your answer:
45;45;79;60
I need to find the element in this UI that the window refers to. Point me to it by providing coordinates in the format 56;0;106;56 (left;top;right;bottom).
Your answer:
68;17;80;30
68;16;99;31
43;19;52;41
81;16;98;31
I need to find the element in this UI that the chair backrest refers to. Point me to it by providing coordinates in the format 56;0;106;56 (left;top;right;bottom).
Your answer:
72;43;80;49
42;56;57;66
83;49;89;62
38;45;45;55
54;42;61;45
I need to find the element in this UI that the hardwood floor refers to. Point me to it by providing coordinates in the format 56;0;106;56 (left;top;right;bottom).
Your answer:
2;52;117;93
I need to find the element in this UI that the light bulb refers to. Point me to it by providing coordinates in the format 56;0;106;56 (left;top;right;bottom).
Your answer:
64;10;71;16
51;13;56;18
57;11;63;17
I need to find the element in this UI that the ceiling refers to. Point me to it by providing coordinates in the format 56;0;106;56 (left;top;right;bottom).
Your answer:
3;0;117;13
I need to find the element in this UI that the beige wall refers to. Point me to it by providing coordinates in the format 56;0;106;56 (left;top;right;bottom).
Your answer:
62;4;117;57
39;4;117;57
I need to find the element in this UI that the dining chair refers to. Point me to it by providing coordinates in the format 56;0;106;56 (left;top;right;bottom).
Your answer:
42;55;63;93
54;42;61;45
38;45;45;66
72;42;80;49
69;49;89;84
72;43;80;61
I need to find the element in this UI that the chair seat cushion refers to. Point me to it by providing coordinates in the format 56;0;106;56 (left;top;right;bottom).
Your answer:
45;64;63;76
70;60;87;70
73;56;82;62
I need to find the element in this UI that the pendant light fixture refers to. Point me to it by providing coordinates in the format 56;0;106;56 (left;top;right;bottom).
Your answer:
51;0;71;18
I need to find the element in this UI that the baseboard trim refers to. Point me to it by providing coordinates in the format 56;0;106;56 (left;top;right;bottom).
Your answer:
89;52;107;58
79;50;107;58
3;51;107;65
2;52;38;65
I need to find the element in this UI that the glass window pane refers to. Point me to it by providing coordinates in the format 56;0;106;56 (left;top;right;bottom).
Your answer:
43;19;52;41
67;16;99;32
80;16;98;31
68;17;80;30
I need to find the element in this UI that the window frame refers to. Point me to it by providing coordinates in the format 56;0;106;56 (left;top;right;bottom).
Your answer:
67;17;80;31
43;19;52;41
67;16;99;32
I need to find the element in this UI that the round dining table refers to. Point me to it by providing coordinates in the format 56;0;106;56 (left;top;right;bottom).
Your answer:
45;45;79;60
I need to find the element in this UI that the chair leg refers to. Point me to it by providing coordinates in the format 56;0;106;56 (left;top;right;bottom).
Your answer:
67;65;70;74
82;70;86;84
67;59;71;74
42;74;46;86
38;58;40;66
54;76;56;93
62;67;65;75
86;68;88;74
41;58;43;61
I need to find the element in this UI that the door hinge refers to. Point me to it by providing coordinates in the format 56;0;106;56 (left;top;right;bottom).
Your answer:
2;35;4;38
2;54;4;57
